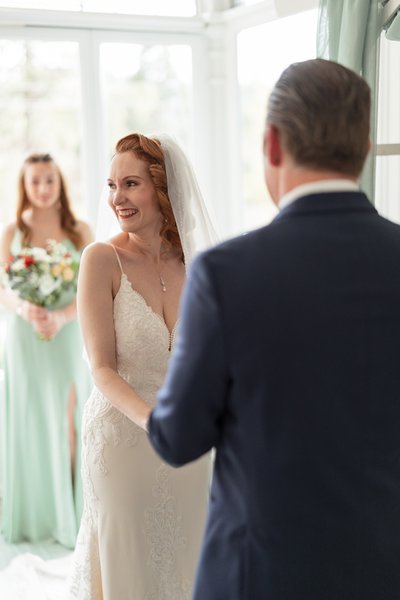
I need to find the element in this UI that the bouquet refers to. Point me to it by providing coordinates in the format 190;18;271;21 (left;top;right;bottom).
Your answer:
1;239;79;309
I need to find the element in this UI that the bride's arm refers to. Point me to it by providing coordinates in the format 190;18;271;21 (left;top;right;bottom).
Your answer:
78;242;150;430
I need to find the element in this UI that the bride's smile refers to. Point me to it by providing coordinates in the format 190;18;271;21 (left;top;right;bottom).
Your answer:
107;151;163;236
117;207;139;219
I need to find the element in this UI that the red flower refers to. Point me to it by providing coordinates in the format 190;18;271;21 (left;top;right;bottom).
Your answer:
23;256;35;268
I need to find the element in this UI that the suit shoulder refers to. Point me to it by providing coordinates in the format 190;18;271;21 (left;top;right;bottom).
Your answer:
376;212;400;233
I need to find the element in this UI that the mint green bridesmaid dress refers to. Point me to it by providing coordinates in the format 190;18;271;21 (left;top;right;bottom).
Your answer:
0;231;92;549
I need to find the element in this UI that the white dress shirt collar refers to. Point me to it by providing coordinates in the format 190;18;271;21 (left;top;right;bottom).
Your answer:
279;179;359;211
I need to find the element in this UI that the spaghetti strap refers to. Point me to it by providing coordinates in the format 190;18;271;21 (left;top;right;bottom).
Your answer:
110;244;124;274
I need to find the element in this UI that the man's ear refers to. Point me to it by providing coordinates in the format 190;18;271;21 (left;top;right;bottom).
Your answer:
263;125;282;167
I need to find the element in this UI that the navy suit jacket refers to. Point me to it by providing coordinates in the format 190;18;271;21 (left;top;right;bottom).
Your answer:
148;192;400;600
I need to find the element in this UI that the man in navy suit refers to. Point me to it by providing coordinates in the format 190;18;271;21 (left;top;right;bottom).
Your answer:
148;59;400;599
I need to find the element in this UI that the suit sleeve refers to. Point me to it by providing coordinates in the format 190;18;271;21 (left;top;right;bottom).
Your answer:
148;253;228;467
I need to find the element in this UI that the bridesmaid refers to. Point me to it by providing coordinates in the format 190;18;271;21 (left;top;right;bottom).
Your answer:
0;153;93;548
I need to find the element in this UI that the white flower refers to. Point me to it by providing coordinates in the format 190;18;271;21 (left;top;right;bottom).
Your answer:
39;274;61;296
31;247;49;261
11;275;24;285
11;259;25;271
28;272;40;286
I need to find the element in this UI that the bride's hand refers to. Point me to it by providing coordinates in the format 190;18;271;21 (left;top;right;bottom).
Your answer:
141;406;152;432
126;397;151;432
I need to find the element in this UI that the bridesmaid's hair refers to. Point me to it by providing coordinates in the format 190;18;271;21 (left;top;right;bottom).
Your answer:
115;133;184;262
16;153;84;249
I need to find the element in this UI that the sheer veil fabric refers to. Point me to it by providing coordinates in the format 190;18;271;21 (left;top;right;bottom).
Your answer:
96;133;219;260
155;134;219;263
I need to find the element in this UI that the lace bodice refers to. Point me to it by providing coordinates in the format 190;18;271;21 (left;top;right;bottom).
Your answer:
114;273;176;402
79;272;178;489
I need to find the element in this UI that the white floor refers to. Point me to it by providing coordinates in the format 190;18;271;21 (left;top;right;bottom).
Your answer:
0;536;73;600
0;533;69;570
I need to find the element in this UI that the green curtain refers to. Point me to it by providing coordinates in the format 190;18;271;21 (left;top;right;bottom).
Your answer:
317;0;383;202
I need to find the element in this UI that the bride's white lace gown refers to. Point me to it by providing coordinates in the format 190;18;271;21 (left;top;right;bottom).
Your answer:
69;261;210;599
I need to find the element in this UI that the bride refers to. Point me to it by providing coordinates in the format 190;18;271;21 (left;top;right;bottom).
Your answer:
0;133;217;600
69;133;217;599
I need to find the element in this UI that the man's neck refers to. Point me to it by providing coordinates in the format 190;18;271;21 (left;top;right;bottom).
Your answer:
278;177;360;211
278;166;358;199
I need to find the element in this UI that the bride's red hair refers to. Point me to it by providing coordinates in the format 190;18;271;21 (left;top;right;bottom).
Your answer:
115;133;184;262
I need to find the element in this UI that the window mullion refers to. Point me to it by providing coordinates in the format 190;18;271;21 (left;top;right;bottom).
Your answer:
78;31;108;226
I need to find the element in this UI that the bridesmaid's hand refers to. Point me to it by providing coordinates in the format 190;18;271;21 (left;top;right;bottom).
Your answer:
32;310;67;341
19;300;47;324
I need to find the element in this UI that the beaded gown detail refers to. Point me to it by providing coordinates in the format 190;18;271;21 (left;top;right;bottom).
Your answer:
69;260;210;599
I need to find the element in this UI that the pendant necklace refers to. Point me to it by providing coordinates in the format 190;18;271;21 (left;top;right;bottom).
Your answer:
156;259;166;292
159;273;167;293
156;248;166;292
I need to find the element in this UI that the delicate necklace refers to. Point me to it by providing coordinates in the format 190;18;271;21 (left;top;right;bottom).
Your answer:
155;250;166;292
155;259;166;292
159;273;167;293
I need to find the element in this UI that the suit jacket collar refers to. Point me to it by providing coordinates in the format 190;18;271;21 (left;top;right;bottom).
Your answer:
273;191;377;223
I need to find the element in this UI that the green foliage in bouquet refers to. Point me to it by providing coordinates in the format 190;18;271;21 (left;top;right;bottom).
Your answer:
1;239;79;308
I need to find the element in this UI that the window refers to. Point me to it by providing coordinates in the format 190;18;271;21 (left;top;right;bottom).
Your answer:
375;30;400;223
100;43;193;155
234;0;264;6
0;39;82;224
0;0;197;16
0;26;198;228
84;1;196;16
237;8;318;232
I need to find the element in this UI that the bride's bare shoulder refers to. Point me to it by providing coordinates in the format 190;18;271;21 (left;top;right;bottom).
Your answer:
80;241;118;271
106;233;142;265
